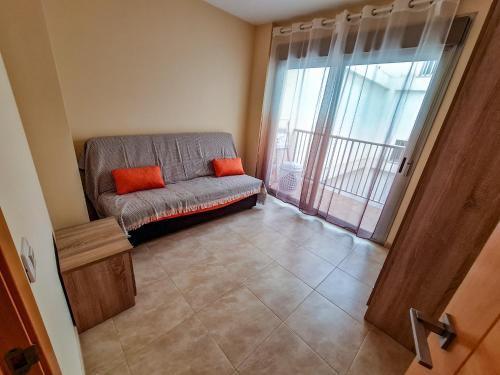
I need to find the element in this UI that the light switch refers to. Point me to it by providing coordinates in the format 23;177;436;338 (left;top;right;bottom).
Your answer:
21;237;36;283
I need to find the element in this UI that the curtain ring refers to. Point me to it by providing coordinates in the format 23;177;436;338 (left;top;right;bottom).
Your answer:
409;0;433;9
321;19;328;26
299;24;307;30
346;13;352;21
371;8;377;16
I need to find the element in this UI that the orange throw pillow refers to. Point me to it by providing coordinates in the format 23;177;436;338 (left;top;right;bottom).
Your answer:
112;166;165;195
212;157;245;177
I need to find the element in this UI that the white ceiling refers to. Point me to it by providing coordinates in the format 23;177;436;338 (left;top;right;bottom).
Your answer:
204;0;361;25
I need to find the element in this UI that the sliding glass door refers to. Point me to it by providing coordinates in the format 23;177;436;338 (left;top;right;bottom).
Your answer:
266;47;461;242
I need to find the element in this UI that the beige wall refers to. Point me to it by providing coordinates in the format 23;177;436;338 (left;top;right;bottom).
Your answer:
244;23;273;175
0;54;84;375
0;0;89;230
42;0;255;158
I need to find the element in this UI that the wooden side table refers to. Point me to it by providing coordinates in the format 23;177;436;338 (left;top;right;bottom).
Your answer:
54;217;136;333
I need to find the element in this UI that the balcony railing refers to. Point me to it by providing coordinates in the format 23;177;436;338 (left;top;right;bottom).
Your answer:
289;129;406;205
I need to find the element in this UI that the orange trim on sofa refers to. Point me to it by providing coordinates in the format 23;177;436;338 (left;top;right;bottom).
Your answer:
151;196;248;223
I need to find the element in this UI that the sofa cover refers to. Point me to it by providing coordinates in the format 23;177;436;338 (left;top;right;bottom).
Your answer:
79;133;266;232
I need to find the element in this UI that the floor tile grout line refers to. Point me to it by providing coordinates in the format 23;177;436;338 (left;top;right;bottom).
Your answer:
258;229;385;278
145;230;277;308
96;244;191;374
175;275;242;314
337;262;381;288
130;242;210;359
186;269;253;313
128;198;383;374
303;245;354;268
140;241;198;305
172;253;300;370
112;267;196;368
315;290;371;326
253;286;344;374
243;262;314;320
345;328;371;375
110;317;135;375
118;313;196;373
146;239;241;311
234;321;286;371
267;258;326;289
146;205;376;295
251;238;338;289
313;265;377;329
178;251;278;313
282;318;347;375
280;320;341;375
330;265;375;288
230;288;288;369
281;284;367;375
244;284;293;323
193;284;282;371
196;316;238;373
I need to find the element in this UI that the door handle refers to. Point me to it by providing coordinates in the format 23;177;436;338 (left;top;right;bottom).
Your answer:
4;345;39;375
409;308;456;369
398;157;407;173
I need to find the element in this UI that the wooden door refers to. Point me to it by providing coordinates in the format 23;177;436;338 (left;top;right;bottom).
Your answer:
0;210;61;374
365;0;500;349
406;221;500;374
0;272;44;374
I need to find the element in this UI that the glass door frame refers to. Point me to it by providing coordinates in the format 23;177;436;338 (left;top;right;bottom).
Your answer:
266;23;471;243
372;21;472;243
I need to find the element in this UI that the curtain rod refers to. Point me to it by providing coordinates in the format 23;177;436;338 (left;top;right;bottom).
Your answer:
275;0;435;35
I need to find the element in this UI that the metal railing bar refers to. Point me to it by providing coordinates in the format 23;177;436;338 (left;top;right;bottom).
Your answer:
300;131;307;166
322;136;340;186
353;143;366;197
372;147;392;203
369;149;385;201
345;141;361;192
292;131;300;162
338;140;355;192
287;129;408;205
380;149;398;201
354;143;368;196
379;155;399;203
330;138;347;190
297;131;304;166
360;145;380;198
294;129;405;150
321;137;335;182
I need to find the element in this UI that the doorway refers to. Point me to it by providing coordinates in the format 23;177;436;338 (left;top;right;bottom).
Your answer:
0;209;60;374
266;38;468;244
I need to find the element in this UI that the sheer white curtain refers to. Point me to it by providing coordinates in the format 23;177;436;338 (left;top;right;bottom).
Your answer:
261;0;459;239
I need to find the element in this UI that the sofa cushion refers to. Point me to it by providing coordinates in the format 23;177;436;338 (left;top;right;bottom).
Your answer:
112;166;165;194
97;175;264;231
212;157;245;177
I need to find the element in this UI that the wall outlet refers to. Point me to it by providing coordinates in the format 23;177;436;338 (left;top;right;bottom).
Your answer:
21;237;36;283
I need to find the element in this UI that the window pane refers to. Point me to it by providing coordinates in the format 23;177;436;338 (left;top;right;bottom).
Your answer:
278;67;329;133
333;61;434;145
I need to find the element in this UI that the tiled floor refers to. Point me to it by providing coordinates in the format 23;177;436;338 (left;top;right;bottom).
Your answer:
79;197;413;375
